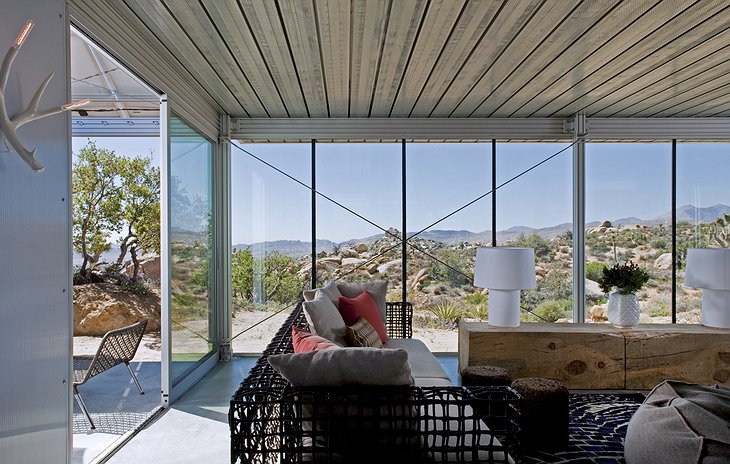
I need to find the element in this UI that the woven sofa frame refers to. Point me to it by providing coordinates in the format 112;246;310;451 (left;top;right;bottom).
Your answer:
229;302;520;463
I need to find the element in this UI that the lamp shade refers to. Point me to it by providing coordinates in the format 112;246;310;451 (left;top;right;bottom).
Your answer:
685;248;730;290
473;247;536;290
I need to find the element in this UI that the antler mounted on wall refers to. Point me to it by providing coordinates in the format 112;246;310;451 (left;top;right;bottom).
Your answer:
0;20;88;172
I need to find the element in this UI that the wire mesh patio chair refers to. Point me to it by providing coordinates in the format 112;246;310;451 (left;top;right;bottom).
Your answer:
73;319;148;429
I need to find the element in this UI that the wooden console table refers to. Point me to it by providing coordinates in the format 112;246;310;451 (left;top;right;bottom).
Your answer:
459;323;730;389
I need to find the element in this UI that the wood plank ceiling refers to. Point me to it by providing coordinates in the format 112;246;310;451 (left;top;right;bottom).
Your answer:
114;0;730;119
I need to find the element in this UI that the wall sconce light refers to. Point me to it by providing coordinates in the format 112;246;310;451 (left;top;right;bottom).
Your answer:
473;247;537;327
1;20;89;172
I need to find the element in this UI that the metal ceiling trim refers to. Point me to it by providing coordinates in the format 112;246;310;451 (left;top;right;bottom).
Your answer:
230;118;569;142
71;117;160;137
587;118;730;141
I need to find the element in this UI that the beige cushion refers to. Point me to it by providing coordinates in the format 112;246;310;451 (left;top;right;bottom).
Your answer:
302;281;342;307
302;292;347;346
268;348;413;387
385;338;451;380
337;280;388;324
346;317;383;348
625;381;730;464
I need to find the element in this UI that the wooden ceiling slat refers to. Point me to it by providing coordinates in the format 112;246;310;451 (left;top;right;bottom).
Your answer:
428;0;544;117
277;0;329;117
449;1;582;117
538;1;730;117
369;0;427;117
389;0;467;117
694;98;730;117
589;35;730;117
349;0;390;117
642;80;730;117
316;0;350;117
409;0;502;117
203;0;302;117
488;0;648;117
123;0;247;115
163;0;273;116
235;0;307;117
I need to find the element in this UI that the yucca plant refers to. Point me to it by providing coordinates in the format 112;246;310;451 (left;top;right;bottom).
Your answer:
428;300;463;328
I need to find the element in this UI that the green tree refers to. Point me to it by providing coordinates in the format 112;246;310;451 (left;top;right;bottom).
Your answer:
72;141;123;274
232;248;254;301
263;251;302;304
115;156;160;279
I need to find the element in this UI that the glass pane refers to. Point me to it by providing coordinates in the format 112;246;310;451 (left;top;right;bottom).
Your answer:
230;143;311;353
497;143;573;323
316;144;402;294
676;143;730;323
586;143;671;323
169;115;215;384
407;143;491;352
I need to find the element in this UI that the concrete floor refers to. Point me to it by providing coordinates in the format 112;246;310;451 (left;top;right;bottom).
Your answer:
103;354;459;464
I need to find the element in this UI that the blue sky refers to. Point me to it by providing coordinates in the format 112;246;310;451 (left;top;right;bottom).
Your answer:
72;138;729;245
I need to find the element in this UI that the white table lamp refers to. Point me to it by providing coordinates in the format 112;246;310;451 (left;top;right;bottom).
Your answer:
685;248;730;328
474;247;536;327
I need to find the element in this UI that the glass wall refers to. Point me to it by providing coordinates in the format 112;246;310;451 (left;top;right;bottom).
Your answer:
169;115;216;383
497;143;574;322
676;143;730;323
316;144;402;295
230;143;311;353
586;143;672;323
407;143;491;337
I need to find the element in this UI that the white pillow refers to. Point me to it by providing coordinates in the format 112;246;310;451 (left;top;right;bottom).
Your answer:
302;291;347;346
337;280;388;324
303;281;342;307
268;347;413;387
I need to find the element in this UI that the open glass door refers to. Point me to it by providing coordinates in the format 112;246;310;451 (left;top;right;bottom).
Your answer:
161;101;218;405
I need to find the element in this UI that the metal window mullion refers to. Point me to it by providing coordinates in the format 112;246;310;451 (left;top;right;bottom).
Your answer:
572;114;586;323
311;140;317;290
402;140;407;306
672;140;677;324
492;139;497;247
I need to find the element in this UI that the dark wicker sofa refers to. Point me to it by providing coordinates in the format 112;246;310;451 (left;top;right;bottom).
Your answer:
229;302;520;463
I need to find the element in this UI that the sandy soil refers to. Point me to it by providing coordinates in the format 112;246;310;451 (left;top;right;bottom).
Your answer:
73;308;459;360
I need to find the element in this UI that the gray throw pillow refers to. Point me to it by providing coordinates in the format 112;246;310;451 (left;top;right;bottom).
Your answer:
625;380;730;464
302;281;342;308
337;280;388;324
268;347;413;386
301;292;347;346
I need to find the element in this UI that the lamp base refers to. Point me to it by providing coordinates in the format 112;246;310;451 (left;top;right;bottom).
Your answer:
488;289;521;327
702;289;730;329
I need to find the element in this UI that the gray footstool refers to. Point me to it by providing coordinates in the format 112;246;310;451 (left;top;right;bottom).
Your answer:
511;377;569;451
461;365;512;386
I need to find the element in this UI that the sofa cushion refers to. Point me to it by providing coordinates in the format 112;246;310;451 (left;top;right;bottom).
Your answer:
345;317;383;348
339;291;387;343
625;380;730;464
337;280;388;324
268;347;413;387
385;338;451;381
302;281;342;307
292;327;339;353
302;292;347;346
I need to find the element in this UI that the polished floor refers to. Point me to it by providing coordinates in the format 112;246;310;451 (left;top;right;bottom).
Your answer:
103;354;459;464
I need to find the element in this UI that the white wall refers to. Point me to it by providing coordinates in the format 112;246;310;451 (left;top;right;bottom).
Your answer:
0;2;71;463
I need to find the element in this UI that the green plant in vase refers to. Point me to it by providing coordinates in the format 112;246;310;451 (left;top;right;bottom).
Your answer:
597;261;650;327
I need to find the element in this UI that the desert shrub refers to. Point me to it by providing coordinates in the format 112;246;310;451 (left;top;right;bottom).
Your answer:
119;278;150;295
649;306;670;317
510;233;552;260
428;300;463;328
531;299;572;323
585;261;608;282
467;304;488;321
464;292;488;306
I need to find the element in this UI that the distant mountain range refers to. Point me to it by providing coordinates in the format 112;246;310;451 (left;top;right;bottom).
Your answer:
233;204;730;257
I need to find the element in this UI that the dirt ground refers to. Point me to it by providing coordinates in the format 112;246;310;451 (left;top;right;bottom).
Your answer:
73;308;459;360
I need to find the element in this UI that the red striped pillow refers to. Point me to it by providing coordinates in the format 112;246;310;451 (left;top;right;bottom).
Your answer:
292;327;339;353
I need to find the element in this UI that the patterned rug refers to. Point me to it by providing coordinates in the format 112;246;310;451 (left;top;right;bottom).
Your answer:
518;393;645;464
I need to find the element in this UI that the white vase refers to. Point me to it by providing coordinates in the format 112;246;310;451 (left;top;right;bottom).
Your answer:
608;292;640;327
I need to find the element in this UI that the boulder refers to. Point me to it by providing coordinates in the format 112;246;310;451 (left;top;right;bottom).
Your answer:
339;248;359;258
585;278;604;300
377;259;402;274
589;304;608;322
599;220;612;229
654;253;672;270
355;243;369;253
125;254;161;283
341;257;366;266
73;282;160;336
